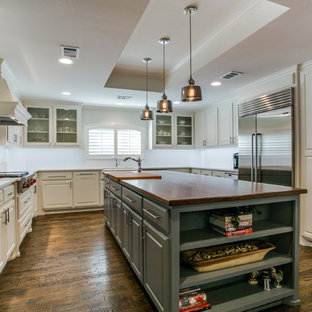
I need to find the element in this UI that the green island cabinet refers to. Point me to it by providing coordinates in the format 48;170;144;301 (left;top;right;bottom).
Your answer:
103;172;306;312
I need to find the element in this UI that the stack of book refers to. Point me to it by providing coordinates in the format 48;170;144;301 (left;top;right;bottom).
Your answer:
209;213;253;237
179;286;211;311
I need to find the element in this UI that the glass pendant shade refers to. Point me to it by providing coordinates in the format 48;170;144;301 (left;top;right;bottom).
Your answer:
140;105;154;120
181;6;202;102
181;78;202;102
157;94;172;113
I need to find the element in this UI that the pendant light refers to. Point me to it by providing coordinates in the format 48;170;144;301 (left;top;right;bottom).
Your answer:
157;37;172;113
181;5;202;102
140;57;154;120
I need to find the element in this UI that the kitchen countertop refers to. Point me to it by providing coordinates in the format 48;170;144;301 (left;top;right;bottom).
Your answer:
143;166;238;173
105;171;162;182
116;170;306;206
0;178;18;188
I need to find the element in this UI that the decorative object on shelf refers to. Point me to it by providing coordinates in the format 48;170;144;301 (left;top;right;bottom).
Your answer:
181;240;275;272
262;269;271;291
248;271;260;285
270;267;283;288
181;5;202;102
140;57;154;120
157;37;172;113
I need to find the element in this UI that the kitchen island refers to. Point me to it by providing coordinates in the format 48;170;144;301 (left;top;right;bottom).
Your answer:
103;170;306;312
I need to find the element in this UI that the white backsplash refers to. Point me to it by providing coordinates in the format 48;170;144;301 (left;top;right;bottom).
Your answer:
4;146;238;171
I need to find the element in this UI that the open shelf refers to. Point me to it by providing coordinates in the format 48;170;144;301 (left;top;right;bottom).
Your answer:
29;118;49;121
180;220;293;251
28;131;49;134
180;252;292;288
56;119;77;122
207;282;294;312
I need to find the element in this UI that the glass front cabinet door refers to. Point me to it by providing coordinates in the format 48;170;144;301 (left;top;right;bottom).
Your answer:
154;114;173;148
176;115;193;147
55;108;79;145
26;107;52;145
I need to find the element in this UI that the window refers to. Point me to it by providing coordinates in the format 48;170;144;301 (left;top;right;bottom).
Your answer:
88;128;114;155
87;127;142;157
117;129;141;155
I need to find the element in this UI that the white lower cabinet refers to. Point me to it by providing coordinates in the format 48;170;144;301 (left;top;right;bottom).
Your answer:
3;200;16;260
0;211;5;272
73;172;100;207
40;170;102;211
42;180;73;209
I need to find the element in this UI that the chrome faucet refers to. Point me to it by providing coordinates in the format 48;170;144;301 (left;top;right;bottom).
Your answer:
123;156;142;172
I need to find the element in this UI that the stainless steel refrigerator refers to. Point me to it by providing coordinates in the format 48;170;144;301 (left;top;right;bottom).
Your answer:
238;87;294;186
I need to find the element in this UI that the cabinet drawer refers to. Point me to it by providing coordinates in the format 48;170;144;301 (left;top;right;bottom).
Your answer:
122;187;142;214
212;171;226;178
41;171;72;180
192;169;201;174
19;209;32;244
109;180;122;198
143;199;169;233
103;176;110;187
202;170;213;176
18;192;32;219
4;185;14;202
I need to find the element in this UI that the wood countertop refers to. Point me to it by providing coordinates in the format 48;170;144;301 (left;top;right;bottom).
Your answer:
118;171;307;206
105;171;162;182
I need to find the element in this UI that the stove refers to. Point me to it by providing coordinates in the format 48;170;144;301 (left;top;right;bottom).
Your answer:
0;171;29;178
0;171;37;194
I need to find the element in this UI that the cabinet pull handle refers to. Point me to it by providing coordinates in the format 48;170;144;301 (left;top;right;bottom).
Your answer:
110;186;118;191
78;173;94;176
7;208;9;223
116;202;121;208
143;209;160;220
141;225;145;240
127;211;132;225
48;175;67;178
124;195;135;203
3;210;7;225
8;192;13;196
24;198;30;204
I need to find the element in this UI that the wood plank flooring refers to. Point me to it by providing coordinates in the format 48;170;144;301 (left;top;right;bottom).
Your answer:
0;211;311;312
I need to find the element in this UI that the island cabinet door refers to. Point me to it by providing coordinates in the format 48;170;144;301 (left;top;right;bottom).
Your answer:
110;195;117;236
130;210;143;282
115;198;122;246
121;203;131;262
143;220;169;312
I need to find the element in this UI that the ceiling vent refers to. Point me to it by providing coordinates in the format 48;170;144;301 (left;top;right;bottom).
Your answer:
221;71;243;80
117;96;132;100
60;45;80;60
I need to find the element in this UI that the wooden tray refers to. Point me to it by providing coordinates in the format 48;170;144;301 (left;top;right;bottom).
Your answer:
181;240;275;272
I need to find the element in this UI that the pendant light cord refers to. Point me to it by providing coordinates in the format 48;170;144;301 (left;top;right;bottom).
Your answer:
145;60;149;108
189;10;192;80
163;42;166;95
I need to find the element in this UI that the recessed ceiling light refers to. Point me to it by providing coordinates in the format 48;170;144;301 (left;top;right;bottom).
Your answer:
61;91;71;96
173;101;180;104
58;57;73;65
210;81;222;87
117;102;125;105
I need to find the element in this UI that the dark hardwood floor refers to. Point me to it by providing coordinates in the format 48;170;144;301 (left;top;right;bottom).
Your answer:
0;211;311;312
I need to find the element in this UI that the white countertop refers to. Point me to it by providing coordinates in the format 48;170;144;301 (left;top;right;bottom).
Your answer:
0;178;18;188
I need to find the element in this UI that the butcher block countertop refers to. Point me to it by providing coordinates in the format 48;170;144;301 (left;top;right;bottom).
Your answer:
115;170;307;206
104;170;162;182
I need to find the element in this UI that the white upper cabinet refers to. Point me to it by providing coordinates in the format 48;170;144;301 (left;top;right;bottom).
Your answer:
218;102;234;145
24;104;81;147
205;108;218;147
194;99;238;148
153;113;193;148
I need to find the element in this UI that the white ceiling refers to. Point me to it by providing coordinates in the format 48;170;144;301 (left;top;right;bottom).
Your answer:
1;0;312;111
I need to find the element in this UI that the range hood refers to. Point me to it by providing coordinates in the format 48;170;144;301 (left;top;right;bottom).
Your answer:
0;58;31;126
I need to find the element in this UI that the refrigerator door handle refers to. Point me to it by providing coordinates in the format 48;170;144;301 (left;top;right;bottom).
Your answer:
256;133;262;182
251;133;256;182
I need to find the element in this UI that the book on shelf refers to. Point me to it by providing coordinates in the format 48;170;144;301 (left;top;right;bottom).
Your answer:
179;286;202;296
210;224;253;237
209;213;252;231
180;302;211;312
